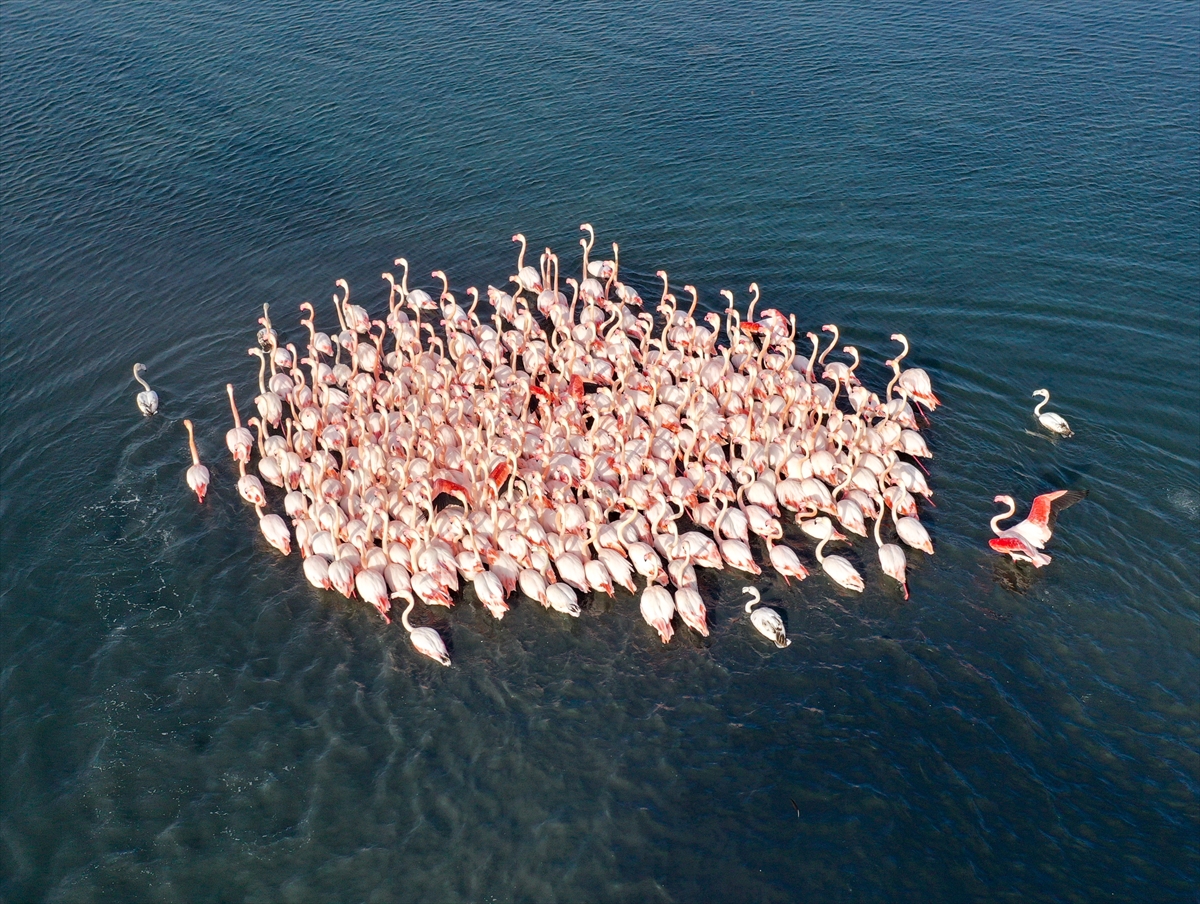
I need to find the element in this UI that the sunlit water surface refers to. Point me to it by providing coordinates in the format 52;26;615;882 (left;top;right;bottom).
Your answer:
2;1;1197;901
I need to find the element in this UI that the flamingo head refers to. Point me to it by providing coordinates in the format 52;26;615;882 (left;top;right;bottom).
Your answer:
993;494;1013;506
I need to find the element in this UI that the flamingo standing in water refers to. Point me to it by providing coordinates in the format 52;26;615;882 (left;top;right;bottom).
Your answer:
640;585;675;643
743;586;789;648
1032;389;1073;437
990;490;1086;553
873;508;908;599
511;234;543;294
988;496;1052;567
889;333;940;411
254;503;291;555
224;384;253;463
815;535;865;592
132;363;158;415
400;598;451;666
182;419;209;502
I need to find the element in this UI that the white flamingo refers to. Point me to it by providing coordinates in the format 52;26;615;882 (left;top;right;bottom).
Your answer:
132;363;158;416
743;586;789;648
400;598;451;666
1032;389;1073;437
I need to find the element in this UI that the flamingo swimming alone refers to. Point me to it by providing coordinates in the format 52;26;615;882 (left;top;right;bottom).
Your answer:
132;363;158;416
1032;389;1073;437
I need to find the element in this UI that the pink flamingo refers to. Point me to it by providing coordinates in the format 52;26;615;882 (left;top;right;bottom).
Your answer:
183;419;209;502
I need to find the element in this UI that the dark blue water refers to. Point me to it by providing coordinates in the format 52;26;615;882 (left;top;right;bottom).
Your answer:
3;1;1197;901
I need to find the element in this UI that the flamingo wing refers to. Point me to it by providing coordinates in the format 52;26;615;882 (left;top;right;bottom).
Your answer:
1026;488;1087;529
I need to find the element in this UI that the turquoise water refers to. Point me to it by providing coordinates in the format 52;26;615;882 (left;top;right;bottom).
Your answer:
2;1;1197;900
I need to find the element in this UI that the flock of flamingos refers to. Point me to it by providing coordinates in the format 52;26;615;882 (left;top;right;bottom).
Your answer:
135;226;1082;667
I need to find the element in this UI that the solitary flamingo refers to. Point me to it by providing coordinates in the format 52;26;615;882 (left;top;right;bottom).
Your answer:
132;363;158;416
1032;389;1073;437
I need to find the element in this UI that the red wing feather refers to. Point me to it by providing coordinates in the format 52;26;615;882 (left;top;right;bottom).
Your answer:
989;537;1030;553
1028;488;1088;529
432;478;470;505
1026;490;1068;527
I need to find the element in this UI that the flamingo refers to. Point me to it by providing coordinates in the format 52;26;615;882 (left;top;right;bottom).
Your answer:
675;587;709;637
400;598;451;666
546;582;581;617
765;540;808;585
988;496;1052;567
640;585;675;643
893;510;934;555
473;570;508;619
182;419;209;502
1032;389;1073;437
519;568;550;606
814;535;864;592
132;364;158;416
302;554;332;590
254;504;291;555
224;384;253;463
743;586;789;648
873;508;908;599
889;334;940;410
236;462;268;507
511;234;543;294
992;490;1086;549
257;303;276;349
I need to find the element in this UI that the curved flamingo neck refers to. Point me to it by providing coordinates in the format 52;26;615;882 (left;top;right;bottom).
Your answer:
580;225;594;277
990;498;1017;535
396;258;410;296
332;284;348;332
743;587;761;612
819;325;838;364
1033;391;1048;417
515;234;527;273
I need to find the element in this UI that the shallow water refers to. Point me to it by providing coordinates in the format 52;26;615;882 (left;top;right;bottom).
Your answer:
2;1;1197;901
